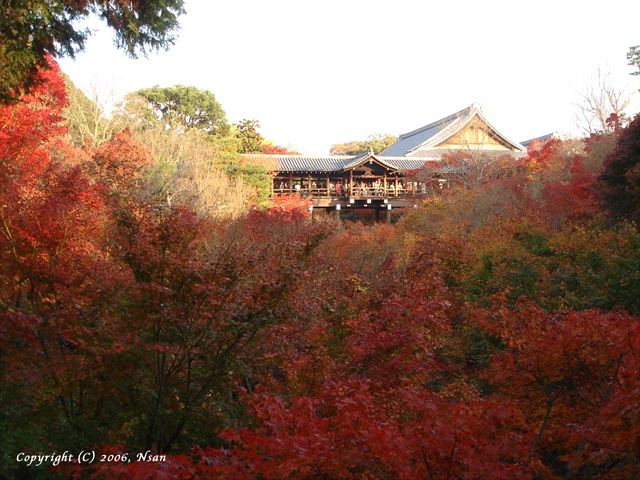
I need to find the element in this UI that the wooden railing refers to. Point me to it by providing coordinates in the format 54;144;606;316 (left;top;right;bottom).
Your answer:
272;185;425;198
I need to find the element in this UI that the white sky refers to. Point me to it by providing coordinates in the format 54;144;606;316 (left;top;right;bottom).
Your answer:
60;0;640;154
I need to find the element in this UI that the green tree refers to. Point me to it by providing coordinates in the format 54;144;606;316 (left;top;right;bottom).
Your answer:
330;133;397;155
235;119;265;153
0;0;185;103
135;85;230;137
115;89;272;211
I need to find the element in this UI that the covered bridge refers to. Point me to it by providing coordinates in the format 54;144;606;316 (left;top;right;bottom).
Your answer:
244;104;529;211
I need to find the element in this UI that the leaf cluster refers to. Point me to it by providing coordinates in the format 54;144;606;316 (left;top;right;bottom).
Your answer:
0;0;185;102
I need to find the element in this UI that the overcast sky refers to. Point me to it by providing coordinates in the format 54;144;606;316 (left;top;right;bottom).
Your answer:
60;0;640;154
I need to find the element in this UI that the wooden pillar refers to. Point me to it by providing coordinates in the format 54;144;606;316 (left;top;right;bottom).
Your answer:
288;173;293;193
383;174;387;197
386;204;392;223
307;173;311;194
335;203;341;221
349;171;353;197
394;176;399;197
326;176;330;197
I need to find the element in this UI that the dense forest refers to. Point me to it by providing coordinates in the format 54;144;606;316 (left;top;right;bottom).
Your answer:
1;58;640;479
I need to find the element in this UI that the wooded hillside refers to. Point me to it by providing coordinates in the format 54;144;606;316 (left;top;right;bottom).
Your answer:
1;59;640;480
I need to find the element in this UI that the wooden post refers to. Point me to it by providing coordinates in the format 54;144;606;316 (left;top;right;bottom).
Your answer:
326;177;330;197
383;174;387;197
307;173;311;194
394;176;399;197
349;171;353;197
288;173;293;194
386;204;392;223
335;203;341;221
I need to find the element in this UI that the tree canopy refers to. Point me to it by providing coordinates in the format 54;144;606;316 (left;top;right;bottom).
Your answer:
234;118;300;154
134;85;230;137
235;118;265;153
0;0;185;103
330;133;397;155
599;113;640;222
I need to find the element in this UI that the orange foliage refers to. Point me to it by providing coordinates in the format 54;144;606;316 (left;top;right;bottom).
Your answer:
268;194;313;218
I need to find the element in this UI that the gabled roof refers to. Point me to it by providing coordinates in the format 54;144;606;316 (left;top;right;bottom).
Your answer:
381;105;472;156
242;154;439;173
380;104;526;157
342;153;398;171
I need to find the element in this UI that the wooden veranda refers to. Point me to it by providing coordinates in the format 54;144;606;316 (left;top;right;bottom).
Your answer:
270;154;433;203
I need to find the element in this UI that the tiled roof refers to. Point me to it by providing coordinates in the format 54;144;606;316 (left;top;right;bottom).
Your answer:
381;104;526;156
244;104;531;175
254;154;442;173
520;132;556;148
380;157;439;171
342;153;373;169
268;155;353;172
342;153;405;170
381;105;473;156
243;150;524;175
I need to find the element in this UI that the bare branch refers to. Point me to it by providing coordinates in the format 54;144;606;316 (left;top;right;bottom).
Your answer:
575;68;632;134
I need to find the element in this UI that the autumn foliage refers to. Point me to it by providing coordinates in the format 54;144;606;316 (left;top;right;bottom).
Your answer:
2;61;640;479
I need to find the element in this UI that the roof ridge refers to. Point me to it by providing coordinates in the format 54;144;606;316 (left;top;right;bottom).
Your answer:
398;104;475;140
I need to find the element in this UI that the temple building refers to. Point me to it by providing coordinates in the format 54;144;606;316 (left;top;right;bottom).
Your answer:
245;104;530;215
380;104;526;157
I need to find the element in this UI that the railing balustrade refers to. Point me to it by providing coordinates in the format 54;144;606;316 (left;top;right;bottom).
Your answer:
271;183;430;198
